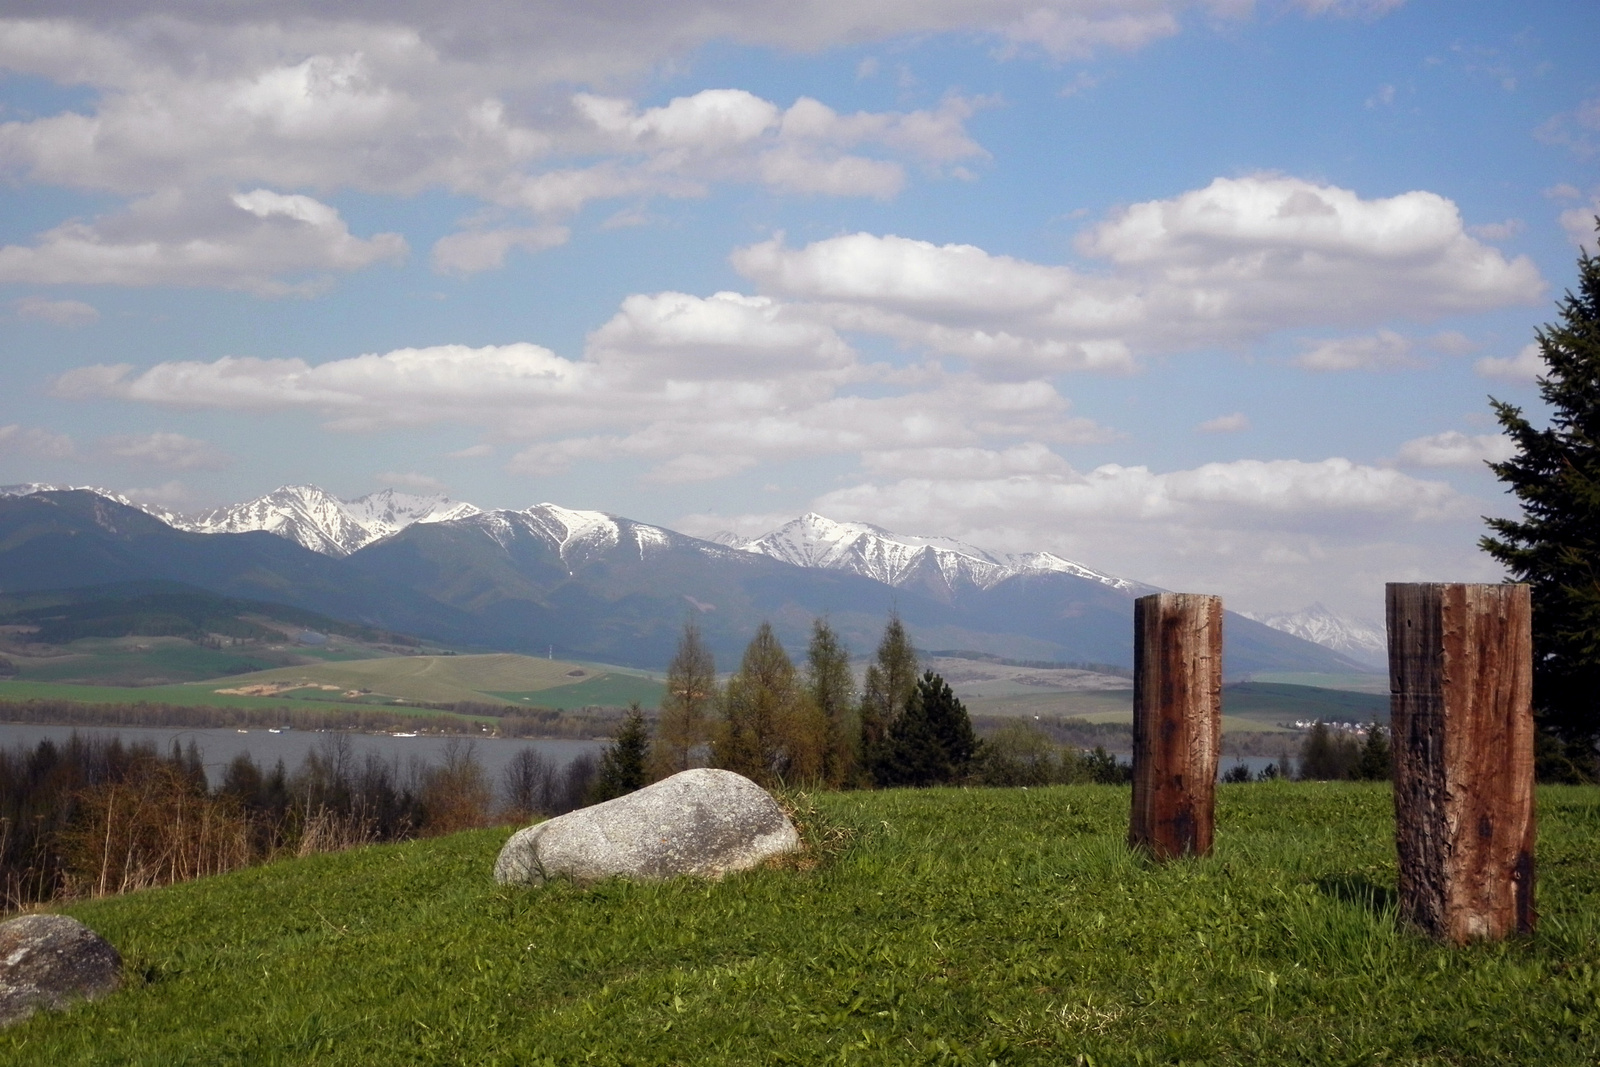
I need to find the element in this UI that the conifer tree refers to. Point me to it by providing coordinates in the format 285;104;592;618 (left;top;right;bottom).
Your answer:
648;619;716;780
858;613;918;775
589;703;651;803
1482;226;1600;776
713;622;804;788
805;618;857;787
871;670;978;787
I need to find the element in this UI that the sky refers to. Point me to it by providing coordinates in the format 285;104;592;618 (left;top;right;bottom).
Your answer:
1;0;1598;621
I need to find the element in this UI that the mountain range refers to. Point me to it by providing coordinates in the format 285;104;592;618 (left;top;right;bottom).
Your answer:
1240;603;1387;669
0;484;1374;675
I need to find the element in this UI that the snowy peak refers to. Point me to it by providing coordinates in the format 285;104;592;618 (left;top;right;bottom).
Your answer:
1241;603;1386;668
460;503;685;570
720;512;1139;596
177;485;481;556
0;483;186;526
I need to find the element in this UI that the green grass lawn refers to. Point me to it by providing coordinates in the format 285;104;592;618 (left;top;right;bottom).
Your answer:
8;783;1598;1064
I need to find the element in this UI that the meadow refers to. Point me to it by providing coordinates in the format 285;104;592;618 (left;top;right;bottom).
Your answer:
5;782;1597;1065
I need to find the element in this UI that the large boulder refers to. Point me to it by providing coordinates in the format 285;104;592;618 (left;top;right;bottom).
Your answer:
495;768;800;886
0;914;122;1027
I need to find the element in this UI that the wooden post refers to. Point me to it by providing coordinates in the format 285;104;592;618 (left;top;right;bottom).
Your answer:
1388;583;1536;943
1129;593;1222;860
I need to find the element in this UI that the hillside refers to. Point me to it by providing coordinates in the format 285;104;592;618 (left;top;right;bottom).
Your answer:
6;785;1598;1064
201;653;664;709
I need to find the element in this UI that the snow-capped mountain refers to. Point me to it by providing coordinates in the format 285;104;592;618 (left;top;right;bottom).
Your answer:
460;502;693;571
1241;603;1387;668
177;485;481;556
0;482;186;526
716;513;1145;598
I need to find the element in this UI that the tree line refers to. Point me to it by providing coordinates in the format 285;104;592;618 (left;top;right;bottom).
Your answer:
585;615;1133;802
0;732;602;914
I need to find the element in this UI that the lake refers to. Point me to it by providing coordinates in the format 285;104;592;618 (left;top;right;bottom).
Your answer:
0;722;605;797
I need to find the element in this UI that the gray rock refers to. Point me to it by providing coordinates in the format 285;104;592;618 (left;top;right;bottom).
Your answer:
0;914;122;1027
495;768;800;886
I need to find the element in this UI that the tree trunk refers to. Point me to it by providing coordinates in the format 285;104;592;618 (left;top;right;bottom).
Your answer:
1388;582;1536;943
1129;593;1222;859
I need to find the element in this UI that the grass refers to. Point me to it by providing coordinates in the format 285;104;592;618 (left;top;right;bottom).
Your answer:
0;653;667;713
189;653;664;708
7;783;1598;1064
486;673;669;710
965;682;1392;734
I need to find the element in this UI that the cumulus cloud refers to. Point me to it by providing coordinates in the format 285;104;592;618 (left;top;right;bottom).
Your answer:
0;13;1002;291
1294;329;1419;371
1393;431;1514;469
0;189;406;294
13;295;99;325
734;175;1543;372
97;431;230;470
1475;342;1545;382
0;423;75;458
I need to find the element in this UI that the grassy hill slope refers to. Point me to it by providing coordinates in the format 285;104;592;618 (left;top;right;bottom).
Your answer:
198;652;665;708
9;784;1598;1064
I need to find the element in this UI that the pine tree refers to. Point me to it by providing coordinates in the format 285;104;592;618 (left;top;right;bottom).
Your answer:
1353;722;1392;782
858;613;918;777
1482;226;1600;775
648;619;716;780
805;618;857;787
713;622;803;788
589;703;651;803
871;671;978;787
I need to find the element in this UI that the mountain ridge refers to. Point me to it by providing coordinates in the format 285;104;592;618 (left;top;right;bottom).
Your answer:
0;486;1372;674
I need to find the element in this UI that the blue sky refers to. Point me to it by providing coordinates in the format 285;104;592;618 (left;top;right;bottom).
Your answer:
1;0;1597;618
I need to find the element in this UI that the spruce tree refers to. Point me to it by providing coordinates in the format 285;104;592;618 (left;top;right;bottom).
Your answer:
648;619;716;780
805;618;857;787
589;703;651;803
1482;227;1600;775
871;671;978;787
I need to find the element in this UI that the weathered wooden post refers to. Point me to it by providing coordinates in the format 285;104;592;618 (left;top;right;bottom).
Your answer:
1129;593;1222;859
1387;582;1536;943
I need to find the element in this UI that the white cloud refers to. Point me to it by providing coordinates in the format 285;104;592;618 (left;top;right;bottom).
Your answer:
13;295;99;325
0;189;406;295
1467;218;1523;241
1535;97;1600;158
98;431;230;470
431;225;570;275
1196;412;1249;433
1393;431;1514;469
1555;188;1599;252
1475;342;1545;383
375;470;447;491
673;449;1486;615
0;423;75;458
52;344;594;429
1294;329;1419;371
734;176;1543;371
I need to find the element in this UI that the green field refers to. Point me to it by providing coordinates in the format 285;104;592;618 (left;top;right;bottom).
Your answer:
966;681;1389;733
0;653;666;714
204;652;665;708
8;783;1597;1064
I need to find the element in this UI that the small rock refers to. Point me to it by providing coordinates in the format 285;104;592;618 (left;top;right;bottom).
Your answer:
0;914;122;1027
495;768;801;886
